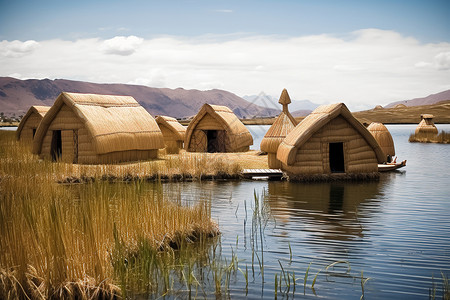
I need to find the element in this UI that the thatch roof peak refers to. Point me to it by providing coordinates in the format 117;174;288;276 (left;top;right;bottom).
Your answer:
421;114;434;120
16;105;51;140
278;89;291;105
156;115;186;140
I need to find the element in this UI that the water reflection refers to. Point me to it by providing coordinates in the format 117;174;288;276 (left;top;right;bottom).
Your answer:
266;181;385;242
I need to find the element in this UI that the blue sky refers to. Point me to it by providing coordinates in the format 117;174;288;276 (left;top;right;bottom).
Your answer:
1;0;449;109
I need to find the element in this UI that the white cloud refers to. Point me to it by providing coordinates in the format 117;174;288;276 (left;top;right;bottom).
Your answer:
0;40;40;58
99;35;143;56
1;30;449;110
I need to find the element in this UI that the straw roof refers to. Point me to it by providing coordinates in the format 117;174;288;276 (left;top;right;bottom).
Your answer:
156;115;186;140
421;114;434;120
277;103;385;165
415;114;438;135
16;105;50;140
33;92;164;155
367;122;395;158
185;103;253;151
394;104;407;108
260;89;297;153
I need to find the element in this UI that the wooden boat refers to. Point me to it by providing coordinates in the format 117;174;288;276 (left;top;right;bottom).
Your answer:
378;160;406;172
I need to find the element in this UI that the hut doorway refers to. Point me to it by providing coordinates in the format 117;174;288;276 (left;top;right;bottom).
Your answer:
206;130;226;153
329;142;345;173
51;130;62;161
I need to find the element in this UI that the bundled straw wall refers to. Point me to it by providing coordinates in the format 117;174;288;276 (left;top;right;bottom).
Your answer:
33;92;164;164
156;116;186;154
16;106;50;142
367;122;395;162
185;104;253;153
277;103;385;178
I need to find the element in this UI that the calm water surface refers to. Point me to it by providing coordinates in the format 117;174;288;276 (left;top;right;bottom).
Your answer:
162;124;450;299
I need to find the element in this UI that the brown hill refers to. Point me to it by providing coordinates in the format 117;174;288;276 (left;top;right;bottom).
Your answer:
386;89;450;108
354;100;450;124
0;77;278;119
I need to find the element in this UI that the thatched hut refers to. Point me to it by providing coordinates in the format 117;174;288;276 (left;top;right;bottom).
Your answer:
415;114;438;135
185;103;253;152
276;103;385;179
260;89;297;168
394;103;407;109
32;92;164;164
373;105;384;110
16;106;50;142
156;115;186;154
367;122;395;162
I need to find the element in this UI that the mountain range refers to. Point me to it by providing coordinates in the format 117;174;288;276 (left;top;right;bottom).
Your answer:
385;89;450;108
0;77;279;119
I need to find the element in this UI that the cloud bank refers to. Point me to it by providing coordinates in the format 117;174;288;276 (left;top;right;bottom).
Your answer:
1;29;449;110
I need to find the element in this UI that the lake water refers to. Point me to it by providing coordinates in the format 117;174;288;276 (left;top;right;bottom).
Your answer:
161;124;450;299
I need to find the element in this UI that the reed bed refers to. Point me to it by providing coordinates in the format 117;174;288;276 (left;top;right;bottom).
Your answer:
0;131;220;299
409;131;450;143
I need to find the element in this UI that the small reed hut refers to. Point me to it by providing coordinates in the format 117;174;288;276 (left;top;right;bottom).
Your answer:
367;122;395;162
32;92;164;164
415;114;438;135
16;105;50;142
185;103;253;153
156;115;186;154
260;89;298;168
276;103;385;179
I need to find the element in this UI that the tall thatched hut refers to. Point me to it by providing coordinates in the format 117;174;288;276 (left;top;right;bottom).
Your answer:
16;106;50;142
185;104;253;153
156;115;186;154
367;122;395;162
260;89;297;168
32;92;164;164
415;114;438;135
277;103;385;179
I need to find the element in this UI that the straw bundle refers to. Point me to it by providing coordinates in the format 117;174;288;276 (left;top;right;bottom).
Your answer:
33;92;164;164
415;114;438;135
367;122;395;161
185;103;253;152
156;115;186;154
16;106;50;142
260;89;297;168
277;103;385;176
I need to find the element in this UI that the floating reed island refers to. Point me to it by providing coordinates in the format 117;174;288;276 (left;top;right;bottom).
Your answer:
409;114;450;143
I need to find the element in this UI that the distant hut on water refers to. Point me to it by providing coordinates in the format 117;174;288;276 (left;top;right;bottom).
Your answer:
276;103;385;180
367;122;395;162
185;104;253;153
156;115;186;154
260;89;297;168
32;92;164;164
415;114;438;135
16;106;50;142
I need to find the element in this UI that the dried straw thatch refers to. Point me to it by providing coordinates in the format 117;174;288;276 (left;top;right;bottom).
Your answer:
394;103;407;109
415;114;438;135
260;89;297;168
277;103;385;178
16;106;50;142
373;105;384;110
32;92;164;164
367;122;395;162
156;115;186;154
185;103;253;152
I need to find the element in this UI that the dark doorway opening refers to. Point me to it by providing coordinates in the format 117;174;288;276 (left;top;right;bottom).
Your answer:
51;130;62;161
329;142;345;173
206;130;220;153
32;128;37;137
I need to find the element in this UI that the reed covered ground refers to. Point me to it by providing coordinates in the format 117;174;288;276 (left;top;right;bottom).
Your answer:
409;131;450;143
0;130;223;299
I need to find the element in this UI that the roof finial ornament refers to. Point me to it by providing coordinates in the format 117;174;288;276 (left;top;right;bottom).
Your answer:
278;88;291;113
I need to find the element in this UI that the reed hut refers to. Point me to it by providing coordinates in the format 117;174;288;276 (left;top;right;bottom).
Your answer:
185;103;253;152
367;122;395;162
32;92;164;164
16;105;50;142
276;103;385;179
394;103;407;109
415;114;438;135
260;89;298;168
373;105;384;110
156;115;186;154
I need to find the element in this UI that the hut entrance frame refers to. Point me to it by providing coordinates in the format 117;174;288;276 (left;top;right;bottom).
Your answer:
206;130;226;153
329;142;345;173
51;130;62;161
